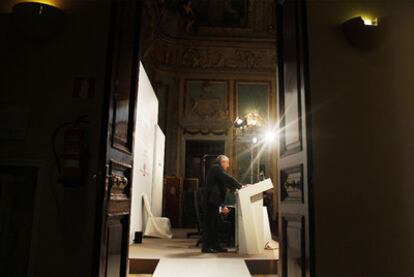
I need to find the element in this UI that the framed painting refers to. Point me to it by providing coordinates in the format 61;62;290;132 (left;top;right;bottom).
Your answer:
234;82;270;183
235;82;270;124
184;80;229;117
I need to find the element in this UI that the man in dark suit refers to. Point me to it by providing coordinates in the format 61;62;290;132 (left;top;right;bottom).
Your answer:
202;155;242;253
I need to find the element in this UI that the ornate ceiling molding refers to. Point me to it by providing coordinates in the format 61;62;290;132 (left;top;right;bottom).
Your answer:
140;0;277;74
147;39;276;73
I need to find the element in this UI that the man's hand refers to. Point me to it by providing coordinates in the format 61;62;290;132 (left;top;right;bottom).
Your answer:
221;206;231;215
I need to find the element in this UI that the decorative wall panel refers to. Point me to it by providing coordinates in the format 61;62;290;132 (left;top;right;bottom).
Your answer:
280;164;304;203
180;80;231;135
281;215;306;277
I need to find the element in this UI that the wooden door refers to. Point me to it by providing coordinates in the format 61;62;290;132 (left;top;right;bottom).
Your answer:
93;1;142;276
276;1;315;276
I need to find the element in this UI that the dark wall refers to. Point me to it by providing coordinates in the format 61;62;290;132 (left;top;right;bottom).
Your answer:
0;1;111;276
308;1;414;276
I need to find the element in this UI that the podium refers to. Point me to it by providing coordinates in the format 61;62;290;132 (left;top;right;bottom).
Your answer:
235;178;274;255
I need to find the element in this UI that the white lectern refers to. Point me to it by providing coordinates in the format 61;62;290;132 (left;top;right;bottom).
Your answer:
235;178;274;255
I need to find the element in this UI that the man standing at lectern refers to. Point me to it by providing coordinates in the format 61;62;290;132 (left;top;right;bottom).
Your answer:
202;155;242;253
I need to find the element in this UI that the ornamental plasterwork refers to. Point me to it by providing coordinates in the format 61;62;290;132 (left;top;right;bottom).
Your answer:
148;40;276;72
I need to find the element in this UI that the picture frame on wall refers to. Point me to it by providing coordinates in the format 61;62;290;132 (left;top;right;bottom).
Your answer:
235;81;271;124
184;80;229;117
181;79;231;135
234;81;271;183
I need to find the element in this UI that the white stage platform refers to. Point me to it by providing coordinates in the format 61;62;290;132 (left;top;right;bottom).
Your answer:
129;229;279;276
152;258;250;277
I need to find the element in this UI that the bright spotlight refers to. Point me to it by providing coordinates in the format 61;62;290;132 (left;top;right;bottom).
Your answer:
265;130;278;143
252;137;258;144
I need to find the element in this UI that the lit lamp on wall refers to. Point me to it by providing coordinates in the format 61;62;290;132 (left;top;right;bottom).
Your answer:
341;15;382;50
11;1;66;40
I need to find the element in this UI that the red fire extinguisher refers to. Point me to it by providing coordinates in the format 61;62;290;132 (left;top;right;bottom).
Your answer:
53;116;89;187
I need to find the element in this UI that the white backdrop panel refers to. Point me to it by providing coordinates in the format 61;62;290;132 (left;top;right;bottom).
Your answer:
151;125;165;217
130;63;159;243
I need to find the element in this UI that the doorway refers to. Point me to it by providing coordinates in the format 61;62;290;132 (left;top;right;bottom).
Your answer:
185;140;225;183
182;140;224;228
96;0;281;276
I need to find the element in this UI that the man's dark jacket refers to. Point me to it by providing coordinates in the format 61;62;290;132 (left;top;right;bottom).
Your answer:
204;163;242;207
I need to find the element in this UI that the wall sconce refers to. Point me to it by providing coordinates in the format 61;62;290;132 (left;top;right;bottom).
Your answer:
341;16;382;51
11;2;66;41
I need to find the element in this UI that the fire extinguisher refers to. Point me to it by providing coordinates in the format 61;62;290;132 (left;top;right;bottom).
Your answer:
53;116;89;187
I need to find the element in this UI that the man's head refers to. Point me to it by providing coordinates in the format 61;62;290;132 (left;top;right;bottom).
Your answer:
216;155;230;171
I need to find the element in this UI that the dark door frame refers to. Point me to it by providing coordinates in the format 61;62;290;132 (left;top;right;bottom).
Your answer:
90;0;316;275
92;0;143;276
276;0;315;276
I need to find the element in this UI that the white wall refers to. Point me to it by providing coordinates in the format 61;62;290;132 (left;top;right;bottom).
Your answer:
130;63;159;242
